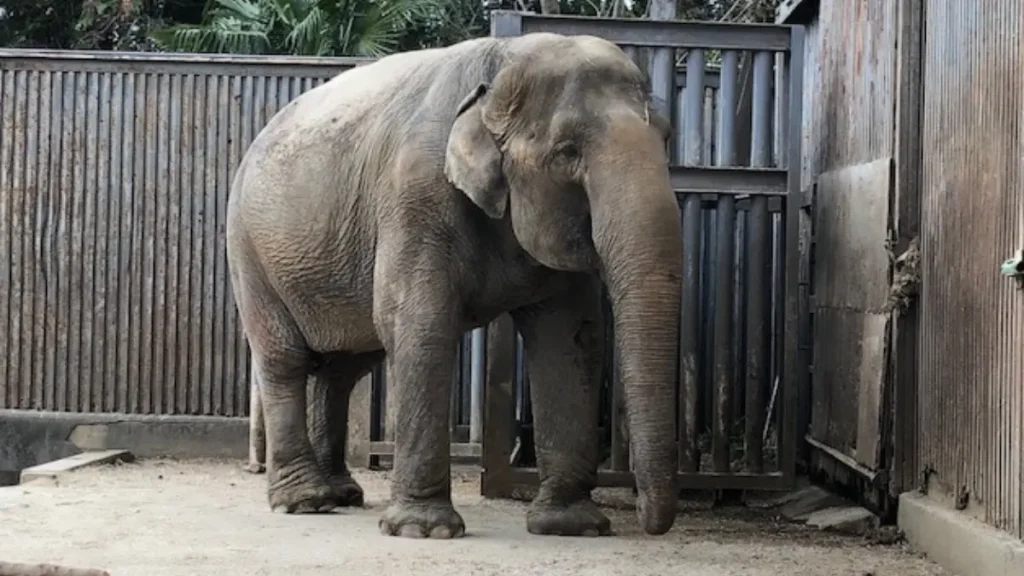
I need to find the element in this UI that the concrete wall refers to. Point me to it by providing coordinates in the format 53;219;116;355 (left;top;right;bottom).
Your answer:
0;409;249;482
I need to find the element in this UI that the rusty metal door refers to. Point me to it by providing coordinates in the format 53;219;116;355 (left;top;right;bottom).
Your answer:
806;159;895;487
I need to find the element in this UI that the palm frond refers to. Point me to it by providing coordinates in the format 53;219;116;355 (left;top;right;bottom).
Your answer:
149;23;270;54
284;6;326;54
208;0;266;23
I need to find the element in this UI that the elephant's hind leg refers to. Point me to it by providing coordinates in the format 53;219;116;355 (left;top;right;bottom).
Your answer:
307;351;385;507
512;274;611;536
251;350;337;513
234;266;335;513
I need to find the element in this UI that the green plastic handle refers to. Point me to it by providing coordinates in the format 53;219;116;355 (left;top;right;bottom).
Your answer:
1001;256;1024;277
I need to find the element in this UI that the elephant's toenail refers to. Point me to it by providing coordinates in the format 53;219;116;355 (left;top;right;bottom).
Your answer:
400;525;425;538
429;526;453;539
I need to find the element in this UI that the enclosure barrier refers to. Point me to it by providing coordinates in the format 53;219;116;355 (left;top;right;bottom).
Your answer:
0;50;373;417
477;12;806;496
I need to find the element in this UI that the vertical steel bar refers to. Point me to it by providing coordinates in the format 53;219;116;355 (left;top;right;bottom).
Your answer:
650;45;676;166
712;51;740;474
782;27;806;486
733;208;747;428
460;332;472;428
745;50;774;473
451;340;461;438
621;45;638;64
369;361;383;443
0;70;11;409
469;326;485;444
516;332;531;426
703;86;715;164
700;215;713;425
675;84;687;172
679;48;705;473
770;53;790;441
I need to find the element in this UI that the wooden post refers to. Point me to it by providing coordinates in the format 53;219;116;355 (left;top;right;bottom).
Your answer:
346;373;373;469
890;0;925;498
480;313;516;498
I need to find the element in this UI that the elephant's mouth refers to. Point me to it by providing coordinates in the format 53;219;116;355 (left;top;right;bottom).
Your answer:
517;211;596;272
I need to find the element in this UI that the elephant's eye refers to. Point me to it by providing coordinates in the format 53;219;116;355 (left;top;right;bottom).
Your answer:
554;141;580;160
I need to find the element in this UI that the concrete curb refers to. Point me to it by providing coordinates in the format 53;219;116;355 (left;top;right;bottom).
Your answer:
899;492;1024;576
1;410;250;472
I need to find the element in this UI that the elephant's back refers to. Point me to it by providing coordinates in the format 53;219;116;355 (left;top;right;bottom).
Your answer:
231;35;508;225
257;37;502;145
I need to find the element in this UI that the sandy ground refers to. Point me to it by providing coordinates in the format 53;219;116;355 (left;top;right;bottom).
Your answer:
0;459;947;576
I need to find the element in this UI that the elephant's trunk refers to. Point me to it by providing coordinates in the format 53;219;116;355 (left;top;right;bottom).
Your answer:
586;114;682;535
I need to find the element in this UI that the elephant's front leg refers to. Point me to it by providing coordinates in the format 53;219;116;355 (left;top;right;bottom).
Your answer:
512;274;611;536
376;295;464;538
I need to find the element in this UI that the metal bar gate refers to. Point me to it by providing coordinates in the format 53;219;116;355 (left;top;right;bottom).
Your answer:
477;12;807;496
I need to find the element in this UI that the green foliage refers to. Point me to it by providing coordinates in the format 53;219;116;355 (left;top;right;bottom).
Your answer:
149;0;468;57
0;0;777;57
74;0;166;51
395;0;487;52
0;1;83;48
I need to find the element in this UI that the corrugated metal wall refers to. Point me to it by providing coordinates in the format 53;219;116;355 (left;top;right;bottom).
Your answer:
918;0;1024;538
0;51;365;416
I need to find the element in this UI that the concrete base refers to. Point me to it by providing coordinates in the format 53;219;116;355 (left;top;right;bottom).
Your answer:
899;492;1024;576
0;410;249;474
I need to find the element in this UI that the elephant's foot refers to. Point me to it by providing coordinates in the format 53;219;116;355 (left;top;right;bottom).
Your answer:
328;473;365;507
268;468;337;514
245;461;266;474
526;498;613;537
379;501;466;539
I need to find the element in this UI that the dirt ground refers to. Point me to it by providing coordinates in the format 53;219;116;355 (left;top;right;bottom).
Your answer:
0;459;947;576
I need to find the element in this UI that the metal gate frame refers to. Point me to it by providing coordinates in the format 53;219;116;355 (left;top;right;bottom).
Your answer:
479;12;807;497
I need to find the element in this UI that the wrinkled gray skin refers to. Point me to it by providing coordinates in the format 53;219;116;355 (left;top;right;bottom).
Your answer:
226;32;683;539
245;365;366;508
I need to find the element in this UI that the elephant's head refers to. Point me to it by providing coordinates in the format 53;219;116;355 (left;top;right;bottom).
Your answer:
445;34;682;535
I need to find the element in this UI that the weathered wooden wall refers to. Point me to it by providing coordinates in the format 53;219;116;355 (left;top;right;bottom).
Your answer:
0;51;365;416
918;0;1024;539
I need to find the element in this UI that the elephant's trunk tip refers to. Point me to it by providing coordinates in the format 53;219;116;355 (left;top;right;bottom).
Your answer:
636;487;678;535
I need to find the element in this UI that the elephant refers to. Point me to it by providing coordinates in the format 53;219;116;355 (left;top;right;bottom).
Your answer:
226;32;684;539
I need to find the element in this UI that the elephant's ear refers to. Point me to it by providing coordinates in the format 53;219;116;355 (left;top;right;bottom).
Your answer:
445;83;509;220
